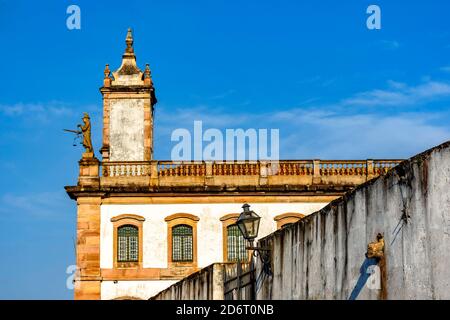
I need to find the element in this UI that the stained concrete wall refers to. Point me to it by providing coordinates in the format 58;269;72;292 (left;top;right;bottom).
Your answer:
109;98;144;161
150;263;224;300
257;141;450;300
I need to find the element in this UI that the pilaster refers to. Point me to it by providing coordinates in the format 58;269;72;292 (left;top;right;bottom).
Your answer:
74;196;102;300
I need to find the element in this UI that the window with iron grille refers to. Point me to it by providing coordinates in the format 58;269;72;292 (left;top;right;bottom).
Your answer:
117;225;139;262
227;224;247;262
172;224;193;262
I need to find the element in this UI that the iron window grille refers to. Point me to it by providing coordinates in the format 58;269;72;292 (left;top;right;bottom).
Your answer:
227;224;248;262
117;225;139;262
172;224;193;262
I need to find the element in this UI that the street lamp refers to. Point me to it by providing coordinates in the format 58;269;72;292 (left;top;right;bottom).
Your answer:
236;203;260;246
236;203;272;276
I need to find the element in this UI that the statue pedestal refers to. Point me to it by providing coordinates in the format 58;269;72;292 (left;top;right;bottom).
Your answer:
78;154;100;187
82;152;95;159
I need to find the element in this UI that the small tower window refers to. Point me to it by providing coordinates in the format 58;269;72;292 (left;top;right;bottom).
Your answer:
117;225;139;262
227;224;247;262
172;224;193;262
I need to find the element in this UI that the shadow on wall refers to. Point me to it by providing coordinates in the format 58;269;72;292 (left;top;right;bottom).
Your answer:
348;258;378;300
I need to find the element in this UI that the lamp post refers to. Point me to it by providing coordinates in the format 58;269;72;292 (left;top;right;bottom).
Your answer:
236;203;260;247
236;204;272;277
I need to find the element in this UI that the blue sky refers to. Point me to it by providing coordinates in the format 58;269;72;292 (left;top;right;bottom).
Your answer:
1;0;450;299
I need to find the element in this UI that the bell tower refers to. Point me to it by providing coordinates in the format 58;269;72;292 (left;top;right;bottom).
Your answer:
100;28;157;162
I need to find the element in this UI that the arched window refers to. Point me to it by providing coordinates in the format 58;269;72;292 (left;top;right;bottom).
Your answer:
274;213;305;230
165;213;199;267
220;213;249;262
227;224;247;262
111;214;144;268
172;224;193;262
117;225;139;262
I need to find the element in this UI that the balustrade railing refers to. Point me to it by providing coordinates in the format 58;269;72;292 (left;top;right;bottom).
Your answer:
102;161;151;177
319;160;367;176
273;161;314;176
101;159;403;180
157;161;205;177
373;160;399;175
212;162;260;176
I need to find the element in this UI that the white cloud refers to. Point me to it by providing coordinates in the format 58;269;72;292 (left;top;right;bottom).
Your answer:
344;89;409;107
0;191;70;220
276;111;449;159
154;78;450;160
154;104;450;160
343;80;450;107
0;102;100;125
0;102;75;124
0;102;72;116
387;80;407;90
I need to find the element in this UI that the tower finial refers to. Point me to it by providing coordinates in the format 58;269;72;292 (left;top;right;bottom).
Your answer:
111;28;142;82
125;28;134;54
144;63;151;77
144;63;153;86
104;64;111;78
103;64;112;87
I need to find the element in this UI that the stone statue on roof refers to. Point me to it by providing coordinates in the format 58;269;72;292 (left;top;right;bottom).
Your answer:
78;113;93;154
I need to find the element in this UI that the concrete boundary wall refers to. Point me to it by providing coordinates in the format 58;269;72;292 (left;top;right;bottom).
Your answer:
150;263;225;300
257;141;450;300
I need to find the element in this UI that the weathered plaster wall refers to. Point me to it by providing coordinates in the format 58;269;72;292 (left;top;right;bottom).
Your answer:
256;141;450;300
109;98;144;161
101;280;176;300
100;202;327;269
150;264;225;300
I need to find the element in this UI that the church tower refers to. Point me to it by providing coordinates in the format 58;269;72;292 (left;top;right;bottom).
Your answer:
100;28;156;162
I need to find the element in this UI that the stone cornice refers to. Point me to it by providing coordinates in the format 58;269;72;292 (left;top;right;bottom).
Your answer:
64;184;353;200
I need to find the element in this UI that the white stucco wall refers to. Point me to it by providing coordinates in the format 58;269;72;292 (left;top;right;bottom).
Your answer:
109;98;144;161
100;201;328;299
100;202;328;269
101;280;177;300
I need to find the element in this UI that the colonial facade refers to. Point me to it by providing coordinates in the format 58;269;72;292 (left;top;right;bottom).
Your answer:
65;30;402;300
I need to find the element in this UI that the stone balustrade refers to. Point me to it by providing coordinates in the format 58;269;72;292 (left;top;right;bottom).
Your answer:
100;159;403;188
157;161;206;177
102;161;152;177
